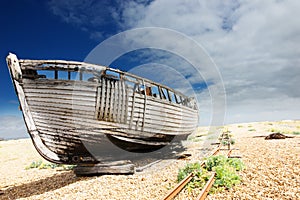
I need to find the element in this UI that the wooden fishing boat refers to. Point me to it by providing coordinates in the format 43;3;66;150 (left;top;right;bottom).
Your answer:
6;53;199;169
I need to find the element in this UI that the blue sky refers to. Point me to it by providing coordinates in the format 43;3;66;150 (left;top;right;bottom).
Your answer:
0;0;99;139
1;0;300;139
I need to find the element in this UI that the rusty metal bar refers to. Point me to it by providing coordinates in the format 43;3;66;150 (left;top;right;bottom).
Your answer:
227;149;233;157
212;145;221;156
162;173;194;200
162;144;225;200
196;172;216;200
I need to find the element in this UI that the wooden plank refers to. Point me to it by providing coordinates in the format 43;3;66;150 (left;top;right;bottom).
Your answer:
74;161;135;175
25;92;96;101
33;113;192;138
24;88;96;97
29;104;95;118
127;106;198;123
104;78;110;121
121;80;126;123
129;96;197;115
39;130;82;144
127;106;197;124
129;84;136;129
32;111;196;133
141;79;147;131
20;59;107;74
27;100;95;112
130;94;197;113
117;80;122;123
28;96;197;130
39;127;107;144
39;134;78;149
30;109;127;129
99;77;105;120
113;81;118;122
109;135;169;146
36;123;160;143
26;97;96;106
95;86;101;119
124;81;129;124
35;124;169;142
23;78;99;88
109;80;115;121
128;98;197;117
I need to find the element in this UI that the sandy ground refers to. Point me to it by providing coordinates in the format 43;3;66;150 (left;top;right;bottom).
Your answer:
0;120;299;199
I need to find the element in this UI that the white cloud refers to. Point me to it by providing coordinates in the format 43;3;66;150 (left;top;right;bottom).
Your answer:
0;115;27;139
115;0;300;124
48;0;300;124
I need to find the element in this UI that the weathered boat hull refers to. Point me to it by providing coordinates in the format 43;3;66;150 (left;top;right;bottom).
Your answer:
7;53;199;164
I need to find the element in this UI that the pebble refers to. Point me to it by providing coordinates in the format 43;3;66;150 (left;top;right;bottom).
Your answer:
0;122;299;199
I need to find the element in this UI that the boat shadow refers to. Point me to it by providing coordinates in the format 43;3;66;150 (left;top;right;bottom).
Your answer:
1;171;82;199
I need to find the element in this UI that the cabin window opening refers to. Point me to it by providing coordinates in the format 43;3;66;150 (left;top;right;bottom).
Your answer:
145;86;152;96
83;73;96;82
161;87;170;101
181;96;187;106
70;71;79;80
133;83;139;93
105;70;120;80
36;70;53;79
151;85;161;98
139;85;145;95
123;75;137;83
175;94;182;104
58;71;69;80
169;91;177;103
125;80;135;90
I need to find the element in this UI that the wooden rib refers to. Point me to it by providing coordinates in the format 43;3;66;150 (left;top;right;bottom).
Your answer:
121;80;126;123
108;80;114;121
95;86;101;119
117;80;121;123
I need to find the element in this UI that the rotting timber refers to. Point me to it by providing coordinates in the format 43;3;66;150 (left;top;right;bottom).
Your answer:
6;53;199;174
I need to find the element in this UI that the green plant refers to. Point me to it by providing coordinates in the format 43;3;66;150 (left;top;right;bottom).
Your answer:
208;135;218;140
205;155;227;171
177;155;245;194
292;131;300;135
269;128;279;132
237;125;243;128
226;158;245;171
187;136;195;141
248;129;256;132
26;160;43;169
213;165;241;189
187;136;203;142
177;162;209;192
177;162;202;182
221;139;235;146
207;156;245;191
25;160;75;170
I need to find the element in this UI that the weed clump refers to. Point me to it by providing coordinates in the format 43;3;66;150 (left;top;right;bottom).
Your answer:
25;159;75;170
177;155;245;194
